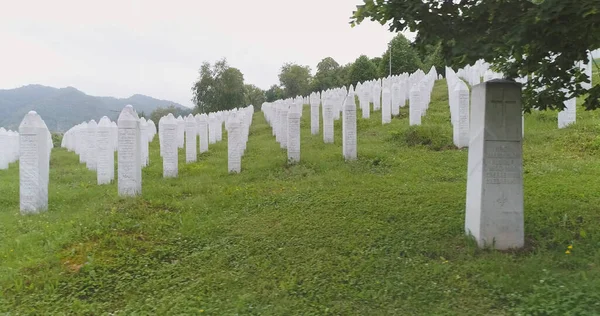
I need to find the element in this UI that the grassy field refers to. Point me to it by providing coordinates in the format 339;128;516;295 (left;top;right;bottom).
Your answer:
1;73;600;314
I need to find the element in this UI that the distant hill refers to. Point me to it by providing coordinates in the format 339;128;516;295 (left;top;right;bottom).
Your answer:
0;85;189;132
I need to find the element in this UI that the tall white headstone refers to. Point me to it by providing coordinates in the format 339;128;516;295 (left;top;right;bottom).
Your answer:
197;114;209;153
19;111;50;214
454;81;470;148
382;87;392;124
162;114;178;178
343;90;357;161
97;116;114;185
310;95;320;135
86;120;98;171
287;104;301;163
323;99;334;143
228;117;242;173
0;128;8;170
139;118;149;167
391;83;401;116
176;116;185;148
279;105;288;149
465;80;524;250
409;85;422;126
185;114;197;163
117;105;142;196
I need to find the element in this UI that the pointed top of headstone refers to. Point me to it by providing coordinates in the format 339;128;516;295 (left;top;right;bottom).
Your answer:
163;113;177;124
88;119;98;127
0;127;6;134
455;80;469;91
98;116;111;127
19;111;46;130
185;114;195;122
118;104;139;121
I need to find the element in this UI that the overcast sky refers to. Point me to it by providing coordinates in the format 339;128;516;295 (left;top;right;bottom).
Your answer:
0;0;410;108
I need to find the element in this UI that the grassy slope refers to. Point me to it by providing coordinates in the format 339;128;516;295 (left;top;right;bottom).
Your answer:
1;72;600;314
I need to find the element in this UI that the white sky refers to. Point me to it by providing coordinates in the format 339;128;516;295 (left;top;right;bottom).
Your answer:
0;0;409;108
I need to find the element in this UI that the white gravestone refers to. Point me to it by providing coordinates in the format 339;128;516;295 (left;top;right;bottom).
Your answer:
197;114;209;153
0;128;8;170
176;116;185;148
465;80;524;250
86;120;98;171
19;111;50;214
97;116;114;185
279;105;288;149
228;118;242;173
162;114;178;178
372;81;381;111
139;118;149;167
558;97;576;129
391;83;401;116
409;85;422;126
454;81;470;148
287;105;301;163
382;87;392;124
185;114;197;163
323;99;334;143
310;95;320;135
343;90;357;161
79;122;88;164
117;105;142;196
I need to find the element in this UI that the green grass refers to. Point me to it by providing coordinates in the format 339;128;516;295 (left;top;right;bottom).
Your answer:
1;77;600;315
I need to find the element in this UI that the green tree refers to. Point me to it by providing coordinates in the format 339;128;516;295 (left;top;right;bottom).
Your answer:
265;85;284;102
192;58;245;113
421;42;445;77
379;33;423;77
216;67;245;110
348;55;378;86
370;57;382;68
244;84;266;110
351;0;600;111
312;57;342;92
278;63;312;98
150;106;180;126
339;62;354;87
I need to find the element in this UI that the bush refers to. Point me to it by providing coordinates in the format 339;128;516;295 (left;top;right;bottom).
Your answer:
390;125;456;151
51;133;63;148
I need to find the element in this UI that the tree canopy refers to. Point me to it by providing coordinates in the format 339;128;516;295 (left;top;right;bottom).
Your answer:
379;33;423;77
244;84;266;111
150;106;191;126
312;57;343;92
278;63;312;98
191;58;245;113
351;0;600;111
265;85;284;102
349;55;378;86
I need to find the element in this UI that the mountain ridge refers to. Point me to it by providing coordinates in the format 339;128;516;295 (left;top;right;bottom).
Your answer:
0;84;188;132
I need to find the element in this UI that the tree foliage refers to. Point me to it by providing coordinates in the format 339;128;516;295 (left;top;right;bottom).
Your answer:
312;57;343;92
351;0;600;111
191;58;245;113
349;55;378;86
379;33;423;77
279;63;312;98
150;106;191;126
338;63;354;88
244;84;266;111
420;42;446;77
265;85;284;102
